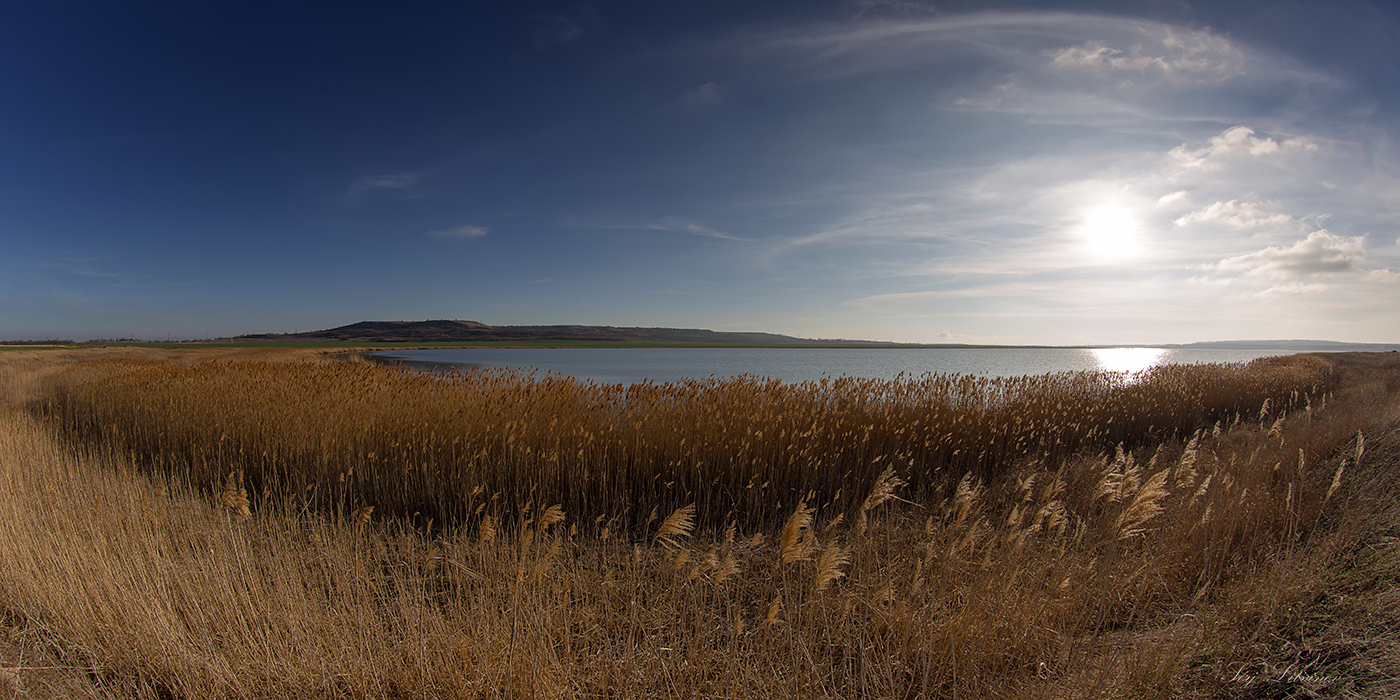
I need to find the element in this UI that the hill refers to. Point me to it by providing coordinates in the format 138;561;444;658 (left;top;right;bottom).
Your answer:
231;322;1400;350
237;320;898;346
1169;339;1400;351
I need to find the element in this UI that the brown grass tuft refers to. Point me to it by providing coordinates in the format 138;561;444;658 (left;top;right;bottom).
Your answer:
218;470;251;517
813;541;849;593
654;503;695;548
779;500;814;565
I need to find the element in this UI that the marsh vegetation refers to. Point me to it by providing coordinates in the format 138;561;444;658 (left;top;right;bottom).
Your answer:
0;348;1396;698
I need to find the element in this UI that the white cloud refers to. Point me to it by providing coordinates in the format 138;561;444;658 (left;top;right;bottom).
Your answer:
1156;191;1189;207
1174;199;1294;230
1048;29;1246;83
1168;126;1317;170
1212;230;1366;279
426;225;489;240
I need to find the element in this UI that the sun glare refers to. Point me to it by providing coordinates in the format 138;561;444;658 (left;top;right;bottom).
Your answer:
1090;347;1168;376
1078;204;1141;260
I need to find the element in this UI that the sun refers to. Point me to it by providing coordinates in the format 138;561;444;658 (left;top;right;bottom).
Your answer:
1078;204;1142;260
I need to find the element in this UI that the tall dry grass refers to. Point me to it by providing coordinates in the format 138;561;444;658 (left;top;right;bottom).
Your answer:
0;349;1390;699
33;353;1335;532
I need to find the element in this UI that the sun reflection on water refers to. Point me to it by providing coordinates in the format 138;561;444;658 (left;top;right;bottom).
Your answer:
1090;348;1169;376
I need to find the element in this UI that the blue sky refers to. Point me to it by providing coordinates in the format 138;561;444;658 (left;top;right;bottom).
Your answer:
2;0;1397;344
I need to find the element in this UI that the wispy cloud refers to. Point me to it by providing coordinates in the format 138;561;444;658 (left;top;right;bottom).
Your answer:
50;257;126;281
674;81;723;110
846;281;1073;307
667;220;739;240
40;256;149;288
344;172;421;201
734;13;1152;79
1250;282;1330;297
562;217;744;240
1174;199;1295;230
756;195;998;262
1047;29;1247;84
531;14;586;48
426;225;489;240
731;13;1328;126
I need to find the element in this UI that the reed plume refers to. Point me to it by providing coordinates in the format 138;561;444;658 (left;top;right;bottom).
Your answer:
219;471;251;517
654;503;696;548
1113;469;1169;540
355;505;374;523
813;542;849;593
779;500;814;565
1325;460;1346;504
856;466;905;536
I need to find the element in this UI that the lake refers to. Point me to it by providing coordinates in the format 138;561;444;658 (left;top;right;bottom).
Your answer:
367;347;1304;385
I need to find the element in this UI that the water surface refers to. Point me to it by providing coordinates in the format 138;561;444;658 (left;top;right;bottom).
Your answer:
369;347;1300;385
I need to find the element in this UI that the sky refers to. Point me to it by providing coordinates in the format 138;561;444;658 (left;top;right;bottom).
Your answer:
2;0;1398;344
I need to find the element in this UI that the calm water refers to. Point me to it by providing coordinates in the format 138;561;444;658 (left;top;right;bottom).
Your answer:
368;347;1303;385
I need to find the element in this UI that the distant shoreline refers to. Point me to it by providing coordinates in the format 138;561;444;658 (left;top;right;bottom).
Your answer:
34;339;1400;353
16;320;1398;351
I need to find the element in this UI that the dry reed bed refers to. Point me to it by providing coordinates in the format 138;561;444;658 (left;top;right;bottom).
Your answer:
0;350;1383;699
34;354;1336;532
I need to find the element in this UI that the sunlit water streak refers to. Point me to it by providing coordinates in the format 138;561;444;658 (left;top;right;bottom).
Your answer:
370;347;1298;386
1090;347;1169;374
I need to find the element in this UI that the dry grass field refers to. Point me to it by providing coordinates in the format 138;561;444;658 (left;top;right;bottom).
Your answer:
0;347;1396;699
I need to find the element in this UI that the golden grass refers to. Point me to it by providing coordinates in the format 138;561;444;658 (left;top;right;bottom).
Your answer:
0;348;1392;699
32;352;1335;532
